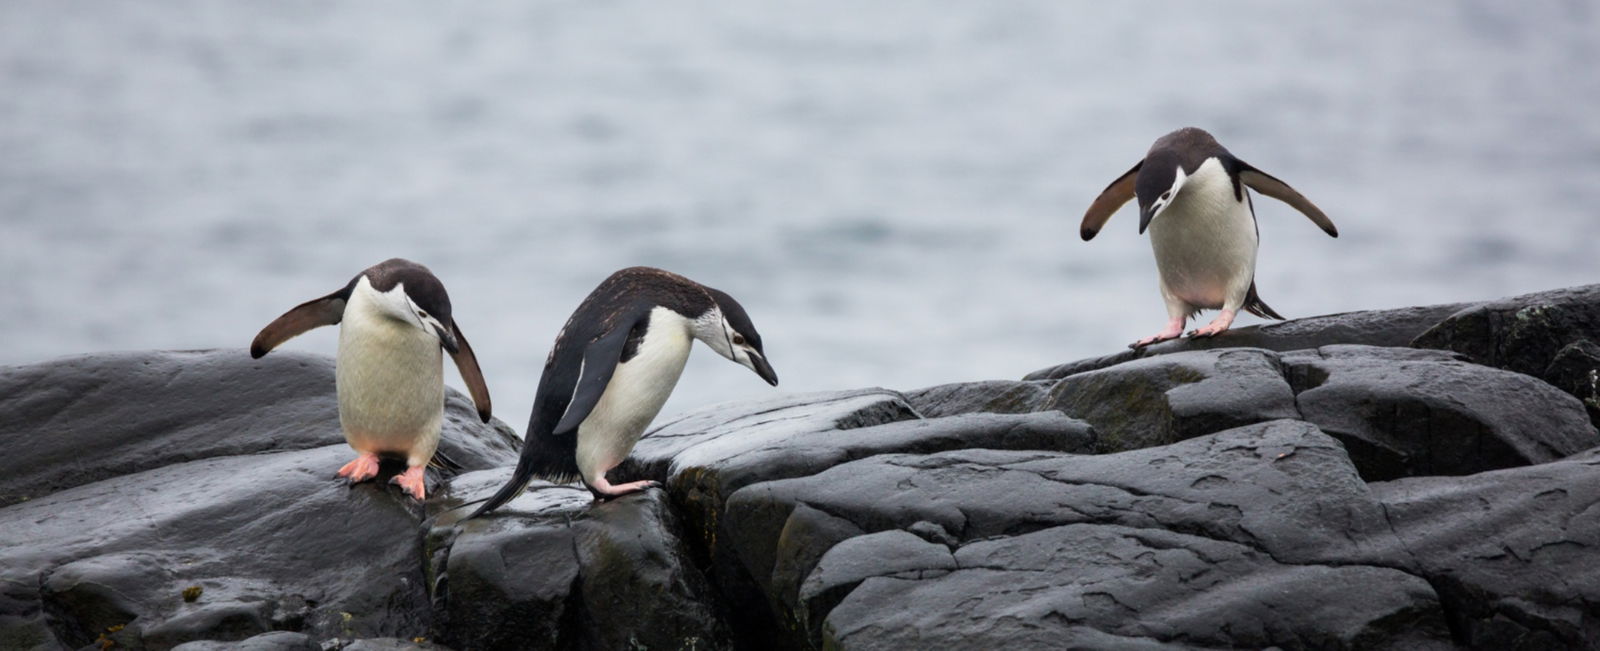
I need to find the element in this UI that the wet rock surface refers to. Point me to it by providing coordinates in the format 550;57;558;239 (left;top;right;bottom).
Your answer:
5;283;1600;650
1026;299;1476;381
433;475;729;651
1413;284;1600;430
0;350;515;508
1283;345;1597;480
0;350;514;650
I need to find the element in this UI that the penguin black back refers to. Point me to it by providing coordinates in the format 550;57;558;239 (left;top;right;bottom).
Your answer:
467;267;730;518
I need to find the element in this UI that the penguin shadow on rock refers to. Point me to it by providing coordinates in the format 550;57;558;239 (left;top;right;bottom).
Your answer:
462;266;778;520
1080;127;1339;349
250;257;493;501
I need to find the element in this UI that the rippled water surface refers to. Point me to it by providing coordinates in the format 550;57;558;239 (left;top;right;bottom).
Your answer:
4;2;1598;429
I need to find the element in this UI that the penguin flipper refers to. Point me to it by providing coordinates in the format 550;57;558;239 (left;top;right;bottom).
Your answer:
1243;283;1285;320
551;322;636;436
250;291;348;358
447;320;493;422
1080;160;1142;241
1236;161;1339;238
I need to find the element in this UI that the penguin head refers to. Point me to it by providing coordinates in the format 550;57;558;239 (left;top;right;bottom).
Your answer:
691;288;778;386
1135;151;1190;234
360;263;460;354
1135;127;1228;234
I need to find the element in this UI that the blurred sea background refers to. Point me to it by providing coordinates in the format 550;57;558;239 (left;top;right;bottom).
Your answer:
3;2;1598;432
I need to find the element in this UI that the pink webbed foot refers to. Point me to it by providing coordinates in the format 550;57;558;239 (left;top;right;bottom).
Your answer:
391;466;428;500
586;474;661;502
336;452;381;483
1131;317;1186;349
1187;309;1237;338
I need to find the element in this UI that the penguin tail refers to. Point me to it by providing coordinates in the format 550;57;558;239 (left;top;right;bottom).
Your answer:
465;453;540;520
1243;283;1285;320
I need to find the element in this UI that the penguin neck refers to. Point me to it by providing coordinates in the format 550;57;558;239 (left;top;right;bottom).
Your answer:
340;278;439;355
630;306;696;368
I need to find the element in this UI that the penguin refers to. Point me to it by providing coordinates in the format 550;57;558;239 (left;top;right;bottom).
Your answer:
1079;127;1338;348
250;258;492;499
467;266;777;518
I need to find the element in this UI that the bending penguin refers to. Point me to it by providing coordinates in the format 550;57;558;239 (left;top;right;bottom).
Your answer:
1080;127;1338;348
250;258;492;499
468;266;777;518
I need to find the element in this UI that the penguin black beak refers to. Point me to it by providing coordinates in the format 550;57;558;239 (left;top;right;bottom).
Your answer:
749;354;779;386
1138;206;1157;234
436;326;460;355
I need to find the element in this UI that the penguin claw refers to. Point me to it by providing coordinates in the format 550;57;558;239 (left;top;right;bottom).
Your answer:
1129;333;1181;349
587;477;661;501
1131;317;1187;349
391;467;428;500
1186;310;1236;339
336;453;382;483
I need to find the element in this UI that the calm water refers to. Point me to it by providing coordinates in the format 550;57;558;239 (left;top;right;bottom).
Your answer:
4;2;1598;431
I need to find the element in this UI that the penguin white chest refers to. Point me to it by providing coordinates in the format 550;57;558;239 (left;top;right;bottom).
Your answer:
574;307;693;480
1147;158;1259;309
335;281;445;461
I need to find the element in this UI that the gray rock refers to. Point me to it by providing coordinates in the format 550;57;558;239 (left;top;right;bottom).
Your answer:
436;472;729;651
1026;301;1473;380
625;388;1094;556
1544;339;1600;428
1037;348;1299;452
721;420;1454;649
0;350;518;650
620;389;1097;647
172;630;319;650
1412;285;1600;429
1368;453;1600;648
342;639;455;651
797;530;955;642
902;380;1054;417
922;350;1308;454
926;345;1598;481
0;350;519;507
1284;345;1600;480
1412;285;1600;373
825;524;1448;651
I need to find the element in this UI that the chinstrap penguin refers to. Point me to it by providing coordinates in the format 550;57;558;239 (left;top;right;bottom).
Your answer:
250;258;492;499
467;266;777;518
1079;127;1338;348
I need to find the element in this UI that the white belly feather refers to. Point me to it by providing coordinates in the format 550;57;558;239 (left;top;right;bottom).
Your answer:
1148;157;1258;310
575;307;693;482
335;284;445;467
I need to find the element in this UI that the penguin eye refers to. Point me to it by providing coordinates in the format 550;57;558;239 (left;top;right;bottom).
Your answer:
418;311;429;319
732;334;746;346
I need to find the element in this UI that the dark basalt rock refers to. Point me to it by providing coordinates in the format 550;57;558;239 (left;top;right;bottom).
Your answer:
1413;284;1600;430
8;283;1600;650
721;421;1454;649
902;380;1055;417
433;471;731;651
1002;344;1600;480
171;630;320;650
1368;451;1600;648
1282;345;1599;481
623;389;1096;558
1026;300;1475;381
0;350;518;508
0;350;517;650
3;445;444;649
1544;340;1600;428
619;388;1099;648
1036;348;1299;452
